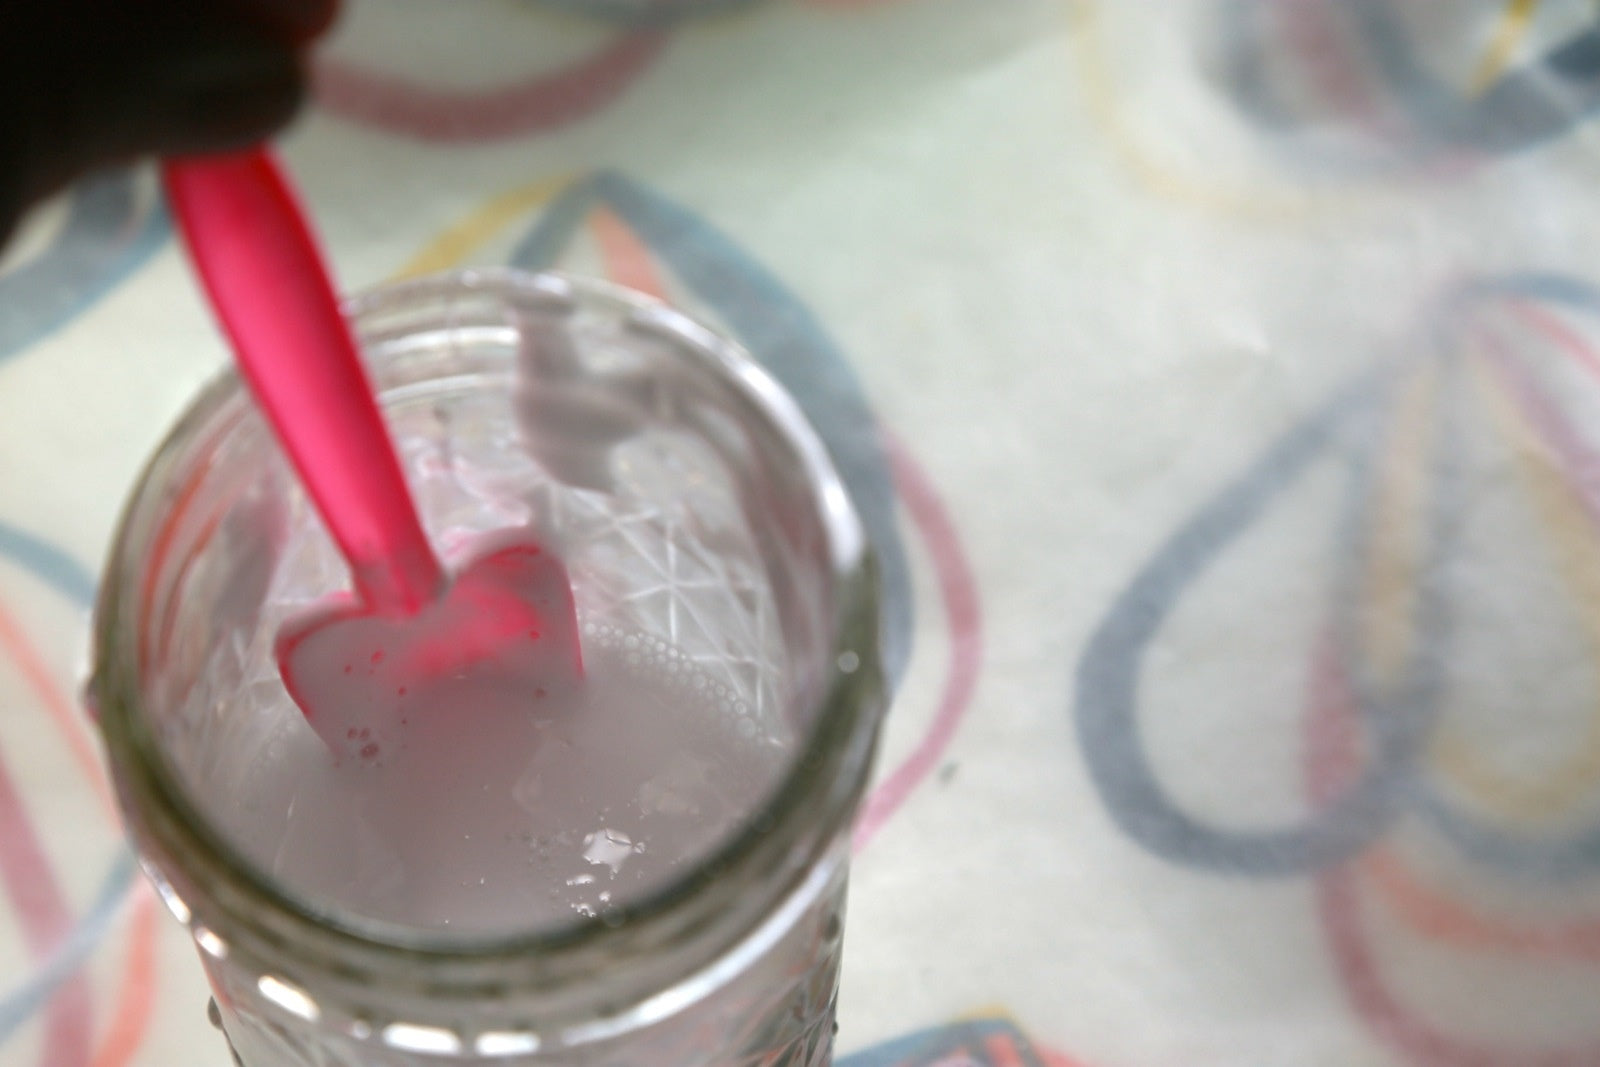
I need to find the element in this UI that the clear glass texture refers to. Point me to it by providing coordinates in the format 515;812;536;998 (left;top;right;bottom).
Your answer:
89;270;886;1066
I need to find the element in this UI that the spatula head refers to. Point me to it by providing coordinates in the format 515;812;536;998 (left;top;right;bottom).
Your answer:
277;537;583;763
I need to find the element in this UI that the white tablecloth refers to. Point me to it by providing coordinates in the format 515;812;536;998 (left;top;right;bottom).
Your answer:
6;1;1600;1063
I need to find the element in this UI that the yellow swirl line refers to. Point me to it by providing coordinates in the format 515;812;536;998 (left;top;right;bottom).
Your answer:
1066;0;1341;223
1066;0;1542;224
1472;0;1542;94
393;176;574;279
1425;345;1600;818
1360;362;1440;685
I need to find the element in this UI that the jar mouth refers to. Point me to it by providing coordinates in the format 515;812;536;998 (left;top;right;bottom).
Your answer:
92;270;884;975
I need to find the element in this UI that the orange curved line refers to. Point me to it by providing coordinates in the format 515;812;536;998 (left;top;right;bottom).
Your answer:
590;205;669;297
985;1032;1028;1066
1365;846;1600;960
88;883;159;1067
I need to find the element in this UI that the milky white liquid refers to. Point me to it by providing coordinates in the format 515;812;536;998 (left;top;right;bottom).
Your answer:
214;615;790;936
172;315;802;940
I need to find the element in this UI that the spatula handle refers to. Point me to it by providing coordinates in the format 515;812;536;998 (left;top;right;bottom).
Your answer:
163;148;443;615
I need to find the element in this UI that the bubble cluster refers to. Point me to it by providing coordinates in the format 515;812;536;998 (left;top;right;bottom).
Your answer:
582;620;755;731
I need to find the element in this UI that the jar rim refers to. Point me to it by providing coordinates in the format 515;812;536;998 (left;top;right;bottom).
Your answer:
92;269;884;987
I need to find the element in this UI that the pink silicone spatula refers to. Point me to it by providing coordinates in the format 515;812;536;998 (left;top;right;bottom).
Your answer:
162;149;581;763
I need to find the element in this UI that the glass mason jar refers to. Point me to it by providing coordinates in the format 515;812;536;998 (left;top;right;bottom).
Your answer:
89;270;887;1066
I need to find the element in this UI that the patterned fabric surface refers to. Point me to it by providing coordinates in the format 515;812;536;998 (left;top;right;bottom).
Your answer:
6;0;1600;1063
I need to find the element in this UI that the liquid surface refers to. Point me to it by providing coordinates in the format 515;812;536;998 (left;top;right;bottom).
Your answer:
219;617;787;935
